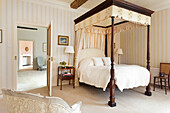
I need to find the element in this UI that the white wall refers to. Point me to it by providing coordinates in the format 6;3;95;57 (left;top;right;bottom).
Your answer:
18;27;47;70
0;0;86;91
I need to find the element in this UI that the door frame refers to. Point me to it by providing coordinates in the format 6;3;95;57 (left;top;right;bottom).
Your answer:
13;22;52;91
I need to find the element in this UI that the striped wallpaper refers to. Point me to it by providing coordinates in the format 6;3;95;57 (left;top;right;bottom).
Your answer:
120;27;147;67
0;0;85;91
120;8;170;68
151;8;170;68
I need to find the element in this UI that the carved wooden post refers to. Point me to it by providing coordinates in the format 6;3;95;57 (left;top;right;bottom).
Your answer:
145;25;152;96
108;16;116;107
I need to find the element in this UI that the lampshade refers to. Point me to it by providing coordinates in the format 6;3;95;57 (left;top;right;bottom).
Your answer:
116;49;123;55
65;46;74;54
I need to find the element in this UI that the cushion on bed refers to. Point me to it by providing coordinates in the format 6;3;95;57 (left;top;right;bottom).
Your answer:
93;57;104;66
102;57;111;66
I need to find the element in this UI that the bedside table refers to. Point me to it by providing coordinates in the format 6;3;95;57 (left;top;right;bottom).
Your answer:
57;66;75;90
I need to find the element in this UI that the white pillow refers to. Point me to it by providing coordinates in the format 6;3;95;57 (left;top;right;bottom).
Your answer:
79;58;94;68
88;60;94;66
102;57;116;66
93;57;104;66
102;57;111;66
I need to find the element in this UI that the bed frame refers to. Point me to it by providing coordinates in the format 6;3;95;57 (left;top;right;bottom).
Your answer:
74;0;154;107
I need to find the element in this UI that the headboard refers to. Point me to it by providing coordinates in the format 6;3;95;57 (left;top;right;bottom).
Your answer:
160;63;170;75
78;48;105;63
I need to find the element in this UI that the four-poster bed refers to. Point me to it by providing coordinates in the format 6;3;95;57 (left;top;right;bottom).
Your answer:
74;0;154;107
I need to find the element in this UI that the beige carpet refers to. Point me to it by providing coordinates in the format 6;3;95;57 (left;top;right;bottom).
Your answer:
17;70;47;91
1;84;170;113
0;85;170;113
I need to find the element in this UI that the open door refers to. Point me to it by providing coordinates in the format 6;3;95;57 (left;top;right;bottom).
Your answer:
47;23;53;96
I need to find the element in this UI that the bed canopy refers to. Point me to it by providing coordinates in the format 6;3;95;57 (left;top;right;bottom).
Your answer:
74;0;154;107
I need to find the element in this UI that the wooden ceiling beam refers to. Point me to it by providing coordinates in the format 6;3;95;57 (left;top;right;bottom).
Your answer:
70;0;88;9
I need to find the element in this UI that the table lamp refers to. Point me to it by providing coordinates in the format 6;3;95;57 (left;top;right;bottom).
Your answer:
65;46;74;66
116;48;123;64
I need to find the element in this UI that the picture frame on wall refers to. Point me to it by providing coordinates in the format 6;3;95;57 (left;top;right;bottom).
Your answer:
0;29;2;43
58;35;69;46
43;42;47;52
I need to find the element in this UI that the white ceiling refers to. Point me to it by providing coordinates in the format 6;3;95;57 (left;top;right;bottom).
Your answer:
41;0;170;12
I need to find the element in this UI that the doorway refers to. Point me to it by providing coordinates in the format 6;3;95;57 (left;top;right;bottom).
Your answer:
17;25;47;91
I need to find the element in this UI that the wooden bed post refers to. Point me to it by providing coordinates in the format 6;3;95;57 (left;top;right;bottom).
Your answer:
108;16;116;107
145;25;152;96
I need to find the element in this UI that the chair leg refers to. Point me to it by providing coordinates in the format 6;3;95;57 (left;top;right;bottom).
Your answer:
73;77;75;88
69;80;71;85
160;78;163;89
57;75;59;86
60;78;62;90
153;77;156;91
165;79;167;95
168;75;170;90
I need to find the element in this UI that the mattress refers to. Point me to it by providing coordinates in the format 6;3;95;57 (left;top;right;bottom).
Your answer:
78;61;150;91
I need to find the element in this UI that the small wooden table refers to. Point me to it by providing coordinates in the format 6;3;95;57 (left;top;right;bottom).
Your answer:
57;66;75;90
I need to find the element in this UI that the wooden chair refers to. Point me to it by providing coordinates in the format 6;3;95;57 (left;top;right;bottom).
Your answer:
153;63;170;95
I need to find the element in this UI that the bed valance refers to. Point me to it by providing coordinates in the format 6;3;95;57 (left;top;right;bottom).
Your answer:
75;5;151;31
106;22;144;34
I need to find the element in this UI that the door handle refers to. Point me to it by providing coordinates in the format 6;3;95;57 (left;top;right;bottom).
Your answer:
15;56;17;60
51;57;53;61
48;57;53;61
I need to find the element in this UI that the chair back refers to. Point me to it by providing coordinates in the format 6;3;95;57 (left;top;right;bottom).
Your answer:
160;63;170;75
37;57;44;67
1;89;80;113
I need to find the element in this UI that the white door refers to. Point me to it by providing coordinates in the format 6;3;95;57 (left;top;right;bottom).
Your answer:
47;22;53;96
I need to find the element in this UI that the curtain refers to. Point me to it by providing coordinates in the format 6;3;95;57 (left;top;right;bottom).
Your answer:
74;27;106;86
82;27;106;51
74;29;85;86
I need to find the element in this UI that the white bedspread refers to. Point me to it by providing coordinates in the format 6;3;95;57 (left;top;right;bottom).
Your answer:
78;64;150;91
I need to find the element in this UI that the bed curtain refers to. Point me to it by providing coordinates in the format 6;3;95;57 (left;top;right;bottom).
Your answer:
74;27;106;86
75;29;85;86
